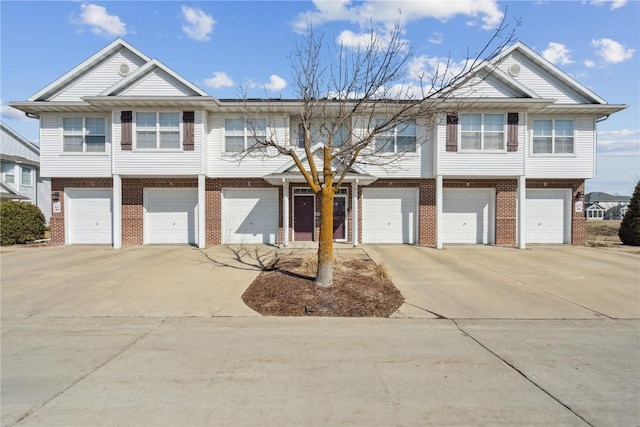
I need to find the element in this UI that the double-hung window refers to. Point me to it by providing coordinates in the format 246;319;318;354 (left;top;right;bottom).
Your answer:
375;119;417;153
2;163;15;185
135;112;180;149
21;167;33;187
224;118;267;152
63;117;106;153
460;113;505;150
532;119;574;154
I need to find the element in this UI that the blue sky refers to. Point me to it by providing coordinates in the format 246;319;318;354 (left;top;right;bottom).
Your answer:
1;0;638;195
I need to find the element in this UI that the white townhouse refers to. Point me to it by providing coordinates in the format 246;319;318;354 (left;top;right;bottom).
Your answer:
9;39;625;248
0;122;51;222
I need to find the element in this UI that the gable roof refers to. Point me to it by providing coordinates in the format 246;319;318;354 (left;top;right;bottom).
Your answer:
0;179;28;200
100;59;209;97
0;122;39;155
585;192;631;203
29;39;150;102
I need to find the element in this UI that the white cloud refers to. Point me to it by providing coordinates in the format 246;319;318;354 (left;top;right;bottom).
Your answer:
542;42;574;65
407;55;469;83
428;32;443;45
599;129;640;137
590;0;627;10
0;103;29;121
74;3;127;37
181;6;215;41
336;29;407;51
203;71;234;89
292;0;503;32
591;38;635;63
264;75;287;92
584;59;596;68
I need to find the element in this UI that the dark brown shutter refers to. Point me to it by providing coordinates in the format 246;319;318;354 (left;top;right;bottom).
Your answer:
183;111;195;151
121;111;132;151
507;112;519;152
446;113;458;152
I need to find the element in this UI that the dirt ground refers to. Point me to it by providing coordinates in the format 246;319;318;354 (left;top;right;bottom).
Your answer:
242;251;404;317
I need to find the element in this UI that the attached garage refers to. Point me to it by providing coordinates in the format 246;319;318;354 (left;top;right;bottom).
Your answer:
526;189;569;244
221;188;278;244
144;188;198;245
442;189;494;244
66;188;113;245
362;188;417;244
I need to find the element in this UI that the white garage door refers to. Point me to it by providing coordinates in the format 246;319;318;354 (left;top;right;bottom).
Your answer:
67;188;113;245
442;189;494;244
222;189;278;244
362;188;417;244
526;189;568;244
144;188;198;245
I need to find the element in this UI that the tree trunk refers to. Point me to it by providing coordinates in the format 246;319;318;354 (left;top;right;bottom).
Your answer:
315;185;334;287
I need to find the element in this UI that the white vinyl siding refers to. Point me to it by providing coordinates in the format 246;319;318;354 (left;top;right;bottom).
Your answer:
526;116;594;179
40;113;112;178
49;50;147;101
113;110;203;176
437;113;524;176
449;71;527;98
117;69;201;97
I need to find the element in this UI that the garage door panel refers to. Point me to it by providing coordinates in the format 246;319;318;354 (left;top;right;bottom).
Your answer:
67;189;113;245
145;188;198;245
222;189;278;244
442;189;493;244
362;188;417;244
526;189;567;244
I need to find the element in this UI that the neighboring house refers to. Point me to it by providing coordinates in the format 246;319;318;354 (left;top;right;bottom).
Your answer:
604;205;628;220
584;191;631;211
9;39;626;248
0;122;51;222
585;202;606;220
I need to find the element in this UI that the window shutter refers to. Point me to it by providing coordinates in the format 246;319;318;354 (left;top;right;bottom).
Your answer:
507;112;519;152
183;111;195;151
446;113;458;152
121;111;132;151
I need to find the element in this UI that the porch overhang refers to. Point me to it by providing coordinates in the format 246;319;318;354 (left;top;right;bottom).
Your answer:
262;172;378;186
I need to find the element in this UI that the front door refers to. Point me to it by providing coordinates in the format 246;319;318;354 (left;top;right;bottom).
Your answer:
294;195;314;241
333;197;346;240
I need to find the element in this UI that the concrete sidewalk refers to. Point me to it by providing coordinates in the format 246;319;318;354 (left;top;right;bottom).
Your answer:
2;317;638;426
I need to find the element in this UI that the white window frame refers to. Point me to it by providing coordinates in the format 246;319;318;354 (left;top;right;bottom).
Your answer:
458;113;506;151
62;116;107;153
374;119;417;153
21;166;33;187
531;118;575;155
134;111;182;151
224;117;267;152
2;163;16;185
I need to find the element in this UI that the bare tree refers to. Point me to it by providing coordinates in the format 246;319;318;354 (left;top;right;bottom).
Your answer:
235;16;517;287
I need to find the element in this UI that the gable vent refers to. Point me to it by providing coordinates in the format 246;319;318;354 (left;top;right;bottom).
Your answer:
508;63;521;77
118;63;130;76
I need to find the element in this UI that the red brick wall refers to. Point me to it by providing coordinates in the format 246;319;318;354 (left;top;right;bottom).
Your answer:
527;179;586;246
49;178;113;245
444;179;518;246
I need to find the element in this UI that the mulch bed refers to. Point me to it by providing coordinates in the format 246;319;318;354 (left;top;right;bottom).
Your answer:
242;251;404;317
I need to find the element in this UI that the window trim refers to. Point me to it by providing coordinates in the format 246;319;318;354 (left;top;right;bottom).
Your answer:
530;118;576;156
374;119;417;154
21;166;33;187
224;117;268;153
2;164;16;185
458;113;506;152
62;116;108;154
133;111;183;151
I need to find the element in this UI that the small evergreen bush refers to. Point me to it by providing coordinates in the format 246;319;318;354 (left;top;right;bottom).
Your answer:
0;201;46;246
618;180;640;246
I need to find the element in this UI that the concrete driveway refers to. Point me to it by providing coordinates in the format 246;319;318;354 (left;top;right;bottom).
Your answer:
1;244;275;317
364;245;640;319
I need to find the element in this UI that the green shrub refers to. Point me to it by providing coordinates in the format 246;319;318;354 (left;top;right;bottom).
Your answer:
618;180;640;246
0;201;46;245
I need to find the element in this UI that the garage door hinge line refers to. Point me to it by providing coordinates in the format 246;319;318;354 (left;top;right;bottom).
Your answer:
451;319;595;427
448;253;613;319
10;317;168;427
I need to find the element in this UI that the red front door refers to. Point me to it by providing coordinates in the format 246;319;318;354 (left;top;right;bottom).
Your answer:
294;195;314;241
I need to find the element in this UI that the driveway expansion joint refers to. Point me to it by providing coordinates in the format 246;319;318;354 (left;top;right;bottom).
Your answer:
451;319;596;427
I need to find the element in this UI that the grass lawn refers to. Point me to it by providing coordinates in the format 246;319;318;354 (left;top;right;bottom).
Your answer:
585;220;621;245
